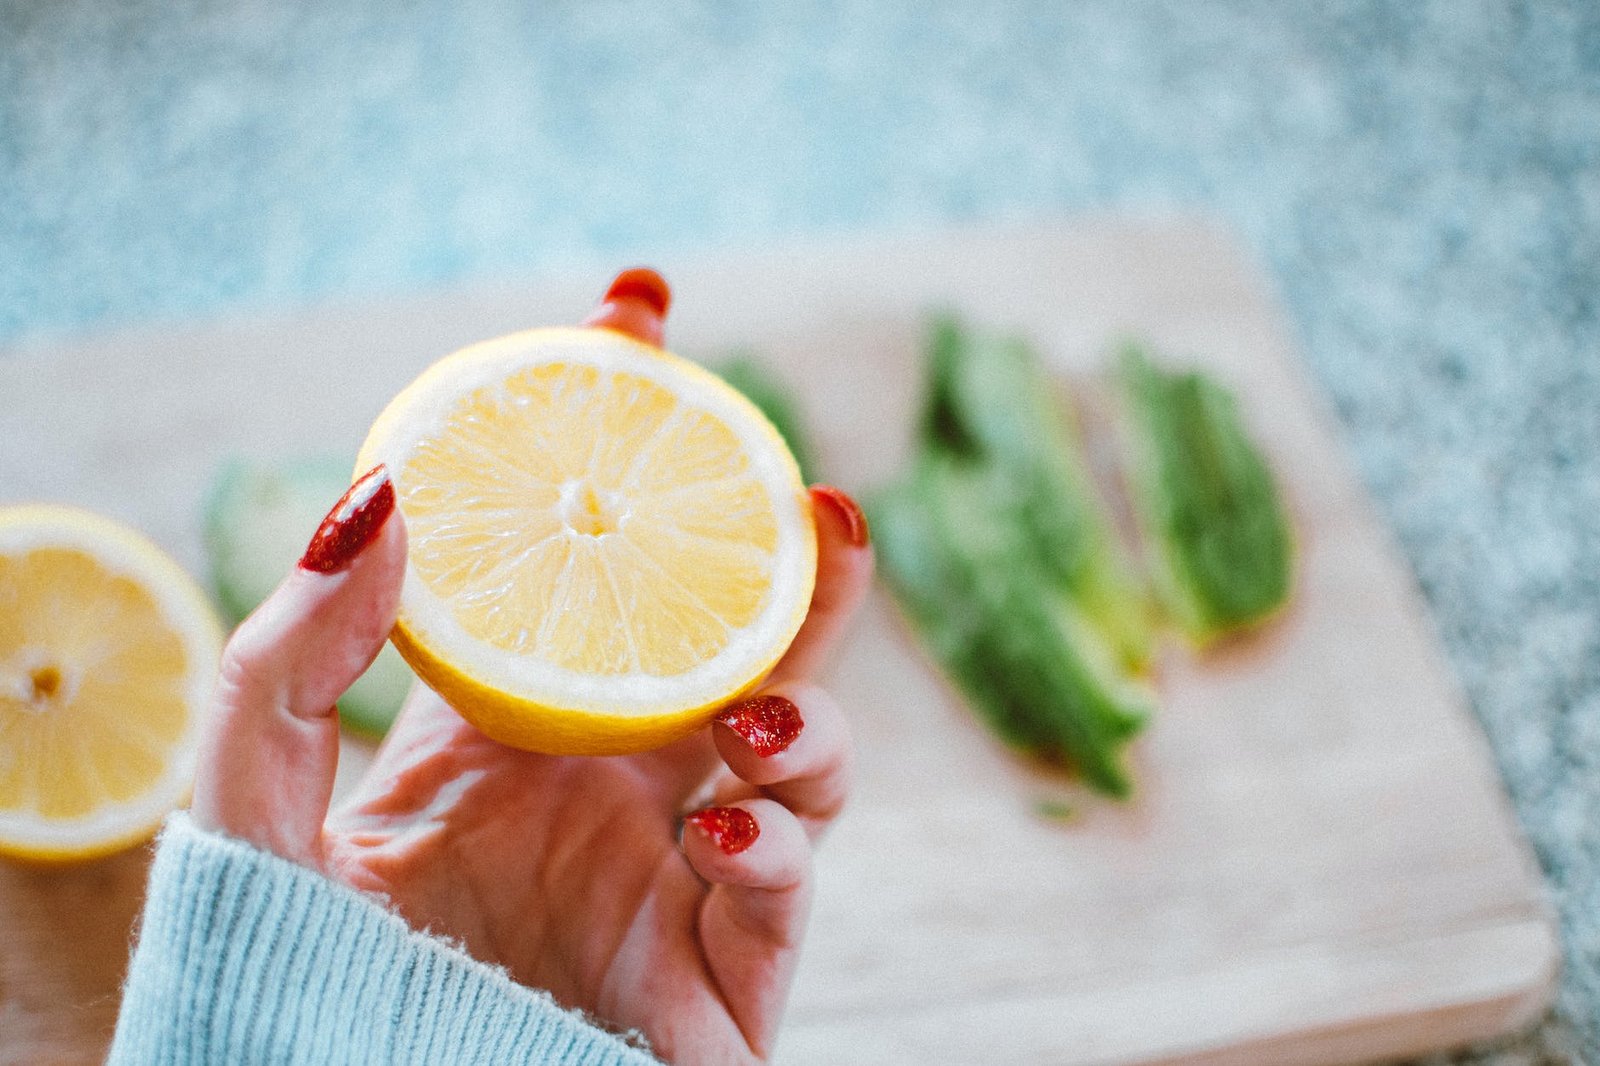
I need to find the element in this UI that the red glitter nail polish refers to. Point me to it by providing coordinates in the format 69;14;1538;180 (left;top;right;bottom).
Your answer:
299;465;395;574
684;806;760;855
582;267;672;347
604;268;671;317
810;485;870;548
716;694;804;757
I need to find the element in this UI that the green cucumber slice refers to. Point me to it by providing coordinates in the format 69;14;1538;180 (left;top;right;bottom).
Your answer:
919;317;1153;670
871;456;1152;797
713;353;817;484
1117;345;1294;643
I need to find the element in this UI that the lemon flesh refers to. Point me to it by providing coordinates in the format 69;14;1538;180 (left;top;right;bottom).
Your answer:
0;506;222;861
358;328;816;755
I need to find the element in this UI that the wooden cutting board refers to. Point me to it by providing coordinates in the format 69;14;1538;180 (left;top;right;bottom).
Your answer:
0;219;1556;1064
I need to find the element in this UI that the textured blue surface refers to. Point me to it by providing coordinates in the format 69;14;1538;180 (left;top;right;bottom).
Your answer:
3;1;1597;1060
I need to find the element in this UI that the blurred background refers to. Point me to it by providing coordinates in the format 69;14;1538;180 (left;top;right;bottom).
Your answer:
2;1;1596;1061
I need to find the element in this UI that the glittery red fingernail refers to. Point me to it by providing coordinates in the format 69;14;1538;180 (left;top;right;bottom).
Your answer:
716;695;804;757
582;267;671;347
684;806;760;855
299;465;394;574
810;485;869;547
605;267;671;317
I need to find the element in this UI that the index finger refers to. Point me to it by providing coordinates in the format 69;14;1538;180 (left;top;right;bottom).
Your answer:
768;485;874;684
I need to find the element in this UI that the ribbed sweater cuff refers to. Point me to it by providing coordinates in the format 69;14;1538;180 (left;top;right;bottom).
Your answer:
110;813;659;1065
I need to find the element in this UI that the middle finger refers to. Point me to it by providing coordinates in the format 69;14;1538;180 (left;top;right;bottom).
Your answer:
710;681;853;837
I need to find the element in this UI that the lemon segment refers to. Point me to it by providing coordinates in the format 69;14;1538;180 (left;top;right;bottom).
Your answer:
0;506;223;861
358;327;817;755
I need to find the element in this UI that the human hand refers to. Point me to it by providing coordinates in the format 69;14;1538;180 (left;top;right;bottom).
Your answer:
189;285;873;1065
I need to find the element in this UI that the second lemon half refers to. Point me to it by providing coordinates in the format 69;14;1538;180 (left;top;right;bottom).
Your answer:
357;326;817;754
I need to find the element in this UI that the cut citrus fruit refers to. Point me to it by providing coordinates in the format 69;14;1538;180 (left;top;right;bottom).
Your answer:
357;326;817;755
0;505;223;861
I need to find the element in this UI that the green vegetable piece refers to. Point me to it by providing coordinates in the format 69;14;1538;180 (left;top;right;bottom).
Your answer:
870;318;1161;796
1032;798;1078;823
870;455;1151;797
714;353;816;483
919;317;1152;670
1117;345;1294;643
204;456;348;623
203;457;415;736
335;644;416;737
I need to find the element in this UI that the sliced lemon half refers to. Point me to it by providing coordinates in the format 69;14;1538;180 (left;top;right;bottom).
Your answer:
357;327;817;755
0;506;223;862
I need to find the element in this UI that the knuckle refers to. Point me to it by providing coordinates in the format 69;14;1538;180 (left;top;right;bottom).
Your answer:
216;615;279;699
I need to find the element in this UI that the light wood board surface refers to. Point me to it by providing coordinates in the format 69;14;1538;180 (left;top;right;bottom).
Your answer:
0;219;1556;1064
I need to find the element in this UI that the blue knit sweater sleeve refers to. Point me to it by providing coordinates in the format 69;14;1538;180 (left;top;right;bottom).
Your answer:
109;814;660;1065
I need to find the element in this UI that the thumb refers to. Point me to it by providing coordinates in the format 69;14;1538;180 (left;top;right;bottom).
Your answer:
191;465;405;868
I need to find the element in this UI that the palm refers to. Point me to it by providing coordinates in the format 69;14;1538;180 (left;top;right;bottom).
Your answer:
326;694;778;1061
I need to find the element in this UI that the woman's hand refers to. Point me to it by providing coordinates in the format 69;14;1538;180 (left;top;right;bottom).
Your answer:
189;461;872;1065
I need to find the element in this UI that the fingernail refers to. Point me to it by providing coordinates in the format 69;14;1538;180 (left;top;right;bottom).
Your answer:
810;485;870;547
716;694;804;757
299;465;395;574
604;267;671;317
684;806;760;855
582;267;671;347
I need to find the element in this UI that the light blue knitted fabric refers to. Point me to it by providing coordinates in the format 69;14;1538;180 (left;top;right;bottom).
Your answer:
109;814;660;1065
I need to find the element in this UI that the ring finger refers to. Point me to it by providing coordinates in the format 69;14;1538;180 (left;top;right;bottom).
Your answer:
710;681;853;837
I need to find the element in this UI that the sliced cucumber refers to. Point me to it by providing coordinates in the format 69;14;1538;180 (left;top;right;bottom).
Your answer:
920;317;1153;670
336;643;415;737
713;352;817;484
871;454;1152;797
1117;345;1294;644
872;318;1173;796
203;456;414;736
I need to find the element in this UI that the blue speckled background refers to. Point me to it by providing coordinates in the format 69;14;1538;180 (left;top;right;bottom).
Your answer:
2;1;1596;1060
